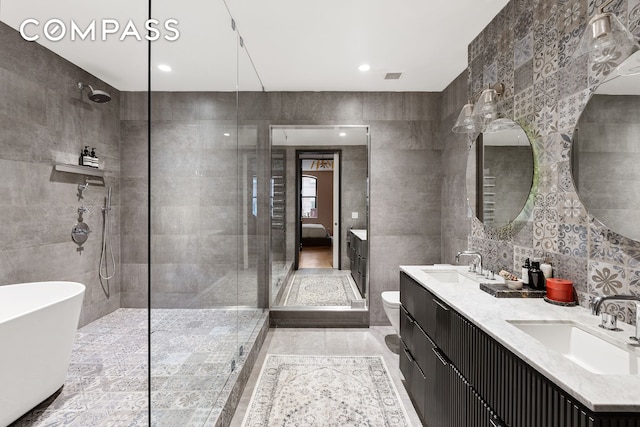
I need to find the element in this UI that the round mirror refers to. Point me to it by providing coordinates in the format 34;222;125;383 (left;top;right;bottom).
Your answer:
572;54;640;241
466;120;534;228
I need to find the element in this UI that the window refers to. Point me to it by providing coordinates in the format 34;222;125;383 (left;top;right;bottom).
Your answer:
301;175;317;218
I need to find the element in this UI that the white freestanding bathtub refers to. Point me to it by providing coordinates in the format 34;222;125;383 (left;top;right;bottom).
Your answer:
0;281;85;427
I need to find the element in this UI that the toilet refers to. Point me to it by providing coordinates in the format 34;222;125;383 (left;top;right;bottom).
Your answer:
381;291;400;334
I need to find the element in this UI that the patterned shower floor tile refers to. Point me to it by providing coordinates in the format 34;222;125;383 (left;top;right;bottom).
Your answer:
10;308;267;427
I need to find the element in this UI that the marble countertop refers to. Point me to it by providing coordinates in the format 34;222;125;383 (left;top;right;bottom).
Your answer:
350;229;367;241
400;264;640;413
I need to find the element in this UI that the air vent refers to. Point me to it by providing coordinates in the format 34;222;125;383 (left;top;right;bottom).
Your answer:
384;72;402;80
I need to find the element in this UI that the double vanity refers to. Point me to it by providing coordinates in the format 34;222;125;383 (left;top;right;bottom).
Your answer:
399;265;640;427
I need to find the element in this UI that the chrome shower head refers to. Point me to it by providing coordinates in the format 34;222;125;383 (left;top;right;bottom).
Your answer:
78;82;111;103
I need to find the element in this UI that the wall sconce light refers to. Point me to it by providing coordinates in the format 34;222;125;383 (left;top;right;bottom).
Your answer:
577;0;639;69
452;102;482;133
452;82;505;134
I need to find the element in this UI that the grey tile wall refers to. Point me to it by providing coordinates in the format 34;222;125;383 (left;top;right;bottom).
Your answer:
0;22;121;327
440;0;640;325
120;91;442;325
120;94;149;308
120;92;260;309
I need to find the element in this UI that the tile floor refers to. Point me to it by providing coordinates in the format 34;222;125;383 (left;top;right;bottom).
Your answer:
228;326;423;427
150;308;267;426
10;308;267;427
10;309;149;427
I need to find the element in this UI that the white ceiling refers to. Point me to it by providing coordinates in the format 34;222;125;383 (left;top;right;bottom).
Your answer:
0;0;510;92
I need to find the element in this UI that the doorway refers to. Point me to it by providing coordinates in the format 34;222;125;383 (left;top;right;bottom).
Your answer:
269;125;369;327
296;151;340;270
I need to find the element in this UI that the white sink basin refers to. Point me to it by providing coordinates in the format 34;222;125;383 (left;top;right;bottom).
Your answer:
509;321;640;375
421;270;479;285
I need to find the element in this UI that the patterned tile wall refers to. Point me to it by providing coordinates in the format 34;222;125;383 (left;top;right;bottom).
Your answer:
461;0;640;324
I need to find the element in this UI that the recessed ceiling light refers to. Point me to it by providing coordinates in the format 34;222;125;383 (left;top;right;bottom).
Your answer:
339;132;347;137
223;133;231;137
158;64;172;72
358;64;370;72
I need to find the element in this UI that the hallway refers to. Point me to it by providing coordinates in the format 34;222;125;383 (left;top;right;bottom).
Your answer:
298;246;333;268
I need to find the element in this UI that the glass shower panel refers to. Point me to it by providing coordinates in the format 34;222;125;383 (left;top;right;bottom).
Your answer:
235;26;265;369
149;1;239;425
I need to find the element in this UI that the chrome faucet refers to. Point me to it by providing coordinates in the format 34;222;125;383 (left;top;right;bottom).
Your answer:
591;294;640;342
456;250;483;275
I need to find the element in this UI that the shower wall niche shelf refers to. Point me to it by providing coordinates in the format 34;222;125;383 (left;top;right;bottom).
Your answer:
55;164;105;178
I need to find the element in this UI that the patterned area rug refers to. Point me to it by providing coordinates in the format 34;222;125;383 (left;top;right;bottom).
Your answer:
284;273;357;306
242;355;411;427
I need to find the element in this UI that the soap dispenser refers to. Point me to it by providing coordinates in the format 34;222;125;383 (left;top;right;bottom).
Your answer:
82;146;92;167
540;257;553;279
90;147;98;168
521;258;530;285
529;260;545;290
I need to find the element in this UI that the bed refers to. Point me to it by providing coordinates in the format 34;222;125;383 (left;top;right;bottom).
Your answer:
301;223;332;247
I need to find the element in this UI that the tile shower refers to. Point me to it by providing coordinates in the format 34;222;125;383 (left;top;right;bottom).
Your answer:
10;309;267;426
1;4;267;424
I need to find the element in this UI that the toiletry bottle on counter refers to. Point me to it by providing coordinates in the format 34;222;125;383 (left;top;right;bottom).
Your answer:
90;147;98;168
540;258;553;279
529;260;545;290
521;258;530;285
82;146;92;166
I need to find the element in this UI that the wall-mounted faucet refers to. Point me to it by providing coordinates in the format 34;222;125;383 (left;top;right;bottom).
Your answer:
591;294;640;342
456;250;483;275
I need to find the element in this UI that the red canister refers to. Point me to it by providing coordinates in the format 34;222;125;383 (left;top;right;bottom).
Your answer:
545;278;574;302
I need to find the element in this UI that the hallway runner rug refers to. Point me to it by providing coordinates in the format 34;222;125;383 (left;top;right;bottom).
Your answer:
284;273;357;306
241;355;412;426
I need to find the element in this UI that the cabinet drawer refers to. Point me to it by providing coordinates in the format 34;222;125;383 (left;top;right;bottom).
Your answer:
400;272;451;351
358;256;367;276
400;307;433;374
359;241;368;259
352;235;361;254
400;272;428;330
400;344;426;419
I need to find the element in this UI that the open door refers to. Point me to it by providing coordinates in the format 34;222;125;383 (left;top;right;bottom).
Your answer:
296;151;338;269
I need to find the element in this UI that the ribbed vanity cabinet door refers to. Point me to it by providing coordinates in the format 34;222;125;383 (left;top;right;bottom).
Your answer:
400;306;416;356
433;296;452;357
432;347;451;427
399;343;414;405
447;311;473;381
399;341;427;420
400;273;430;334
421;342;439;426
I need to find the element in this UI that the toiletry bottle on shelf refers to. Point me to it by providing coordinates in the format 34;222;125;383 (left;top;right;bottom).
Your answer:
82;146;92;167
521;258;530;285
90;147;98;168
540;257;553;279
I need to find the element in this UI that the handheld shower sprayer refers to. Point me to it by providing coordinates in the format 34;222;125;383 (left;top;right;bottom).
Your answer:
78;82;112;103
104;186;112;211
100;187;116;286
